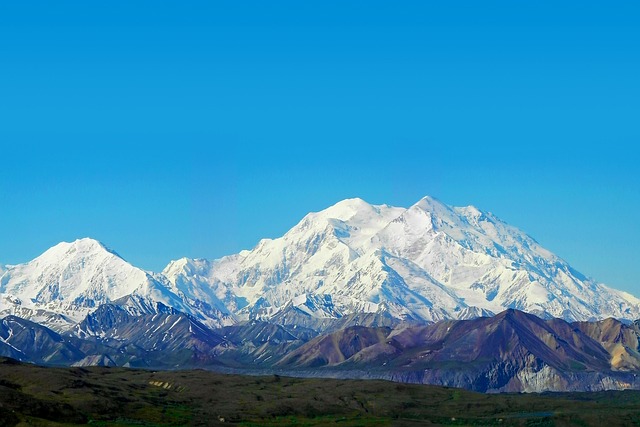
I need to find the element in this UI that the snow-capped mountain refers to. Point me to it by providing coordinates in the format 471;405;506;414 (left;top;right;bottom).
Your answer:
2;196;639;332
164;196;640;323
0;238;231;331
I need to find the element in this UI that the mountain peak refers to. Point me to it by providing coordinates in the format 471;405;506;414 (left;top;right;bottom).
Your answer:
52;237;109;252
37;238;121;264
335;197;370;206
418;195;442;204
412;196;455;218
493;307;531;322
414;197;489;222
162;257;212;278
70;237;113;253
316;198;375;221
0;237;157;328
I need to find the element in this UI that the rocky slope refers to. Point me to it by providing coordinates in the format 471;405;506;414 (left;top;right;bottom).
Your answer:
2;307;640;392
273;310;640;392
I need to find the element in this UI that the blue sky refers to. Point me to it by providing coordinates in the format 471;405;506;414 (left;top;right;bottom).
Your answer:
1;2;639;293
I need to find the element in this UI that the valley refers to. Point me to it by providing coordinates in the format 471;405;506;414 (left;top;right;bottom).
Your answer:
1;357;639;426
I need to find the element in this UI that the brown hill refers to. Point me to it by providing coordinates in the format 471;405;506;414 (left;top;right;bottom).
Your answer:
276;326;391;367
275;309;640;392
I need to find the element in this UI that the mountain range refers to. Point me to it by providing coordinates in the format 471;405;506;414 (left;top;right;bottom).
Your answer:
2;196;639;331
2;306;640;393
1;196;640;392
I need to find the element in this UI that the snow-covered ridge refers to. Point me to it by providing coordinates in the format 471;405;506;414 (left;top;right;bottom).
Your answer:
1;196;639;332
164;196;640;323
0;238;232;331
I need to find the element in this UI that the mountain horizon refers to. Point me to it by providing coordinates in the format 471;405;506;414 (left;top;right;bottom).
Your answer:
1;196;639;332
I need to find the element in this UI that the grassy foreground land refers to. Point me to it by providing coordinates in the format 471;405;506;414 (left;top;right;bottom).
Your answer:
0;358;639;426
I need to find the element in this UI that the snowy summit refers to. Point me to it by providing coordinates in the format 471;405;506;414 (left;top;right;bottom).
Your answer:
1;197;639;332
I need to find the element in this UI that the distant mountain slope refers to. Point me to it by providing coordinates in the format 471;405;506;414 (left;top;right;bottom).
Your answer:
274;309;640;392
276;326;390;368
0;238;232;331
1;307;640;392
70;304;231;368
0;316;83;365
573;318;640;371
0;305;233;369
166;196;640;323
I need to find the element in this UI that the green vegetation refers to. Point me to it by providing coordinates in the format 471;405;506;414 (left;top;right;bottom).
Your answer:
0;358;640;426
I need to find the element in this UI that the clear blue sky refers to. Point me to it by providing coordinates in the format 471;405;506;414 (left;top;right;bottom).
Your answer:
1;2;639;294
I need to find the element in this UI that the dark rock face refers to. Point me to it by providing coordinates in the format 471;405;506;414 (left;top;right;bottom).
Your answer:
0;316;84;365
2;307;640;392
69;304;230;368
